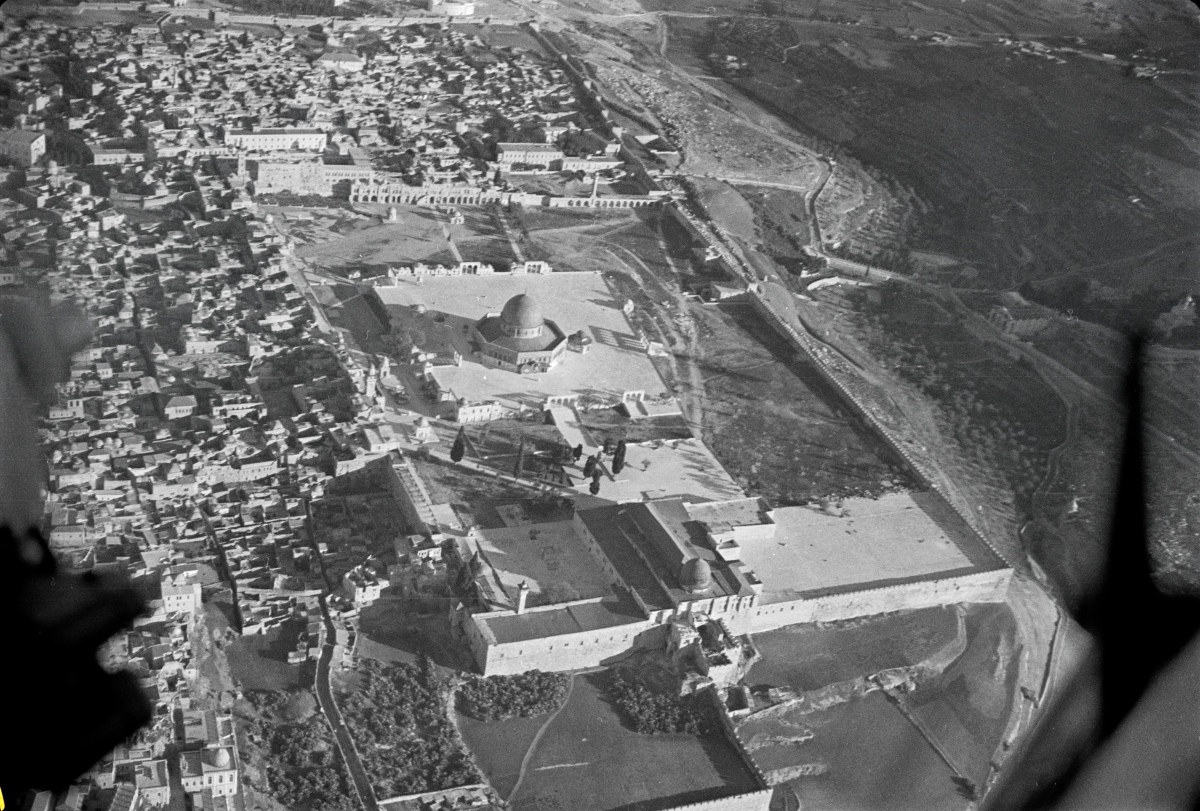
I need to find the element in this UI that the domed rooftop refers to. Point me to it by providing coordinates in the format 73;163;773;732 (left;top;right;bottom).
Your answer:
679;558;712;593
500;294;543;331
209;748;232;769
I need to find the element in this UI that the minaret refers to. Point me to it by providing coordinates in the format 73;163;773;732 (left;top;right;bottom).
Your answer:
516;581;530;614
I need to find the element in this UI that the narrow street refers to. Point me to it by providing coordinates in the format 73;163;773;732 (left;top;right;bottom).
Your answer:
313;597;379;811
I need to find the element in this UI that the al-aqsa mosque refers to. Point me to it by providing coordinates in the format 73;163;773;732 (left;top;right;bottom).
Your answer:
472;293;568;374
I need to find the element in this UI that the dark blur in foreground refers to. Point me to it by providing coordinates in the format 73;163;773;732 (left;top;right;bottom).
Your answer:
0;295;150;802
983;342;1200;811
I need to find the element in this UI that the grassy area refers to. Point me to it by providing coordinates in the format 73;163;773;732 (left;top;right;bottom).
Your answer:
735;185;815;276
692;301;914;505
848;283;1067;514
747;607;959;692
509;671;760;811
457;711;549;799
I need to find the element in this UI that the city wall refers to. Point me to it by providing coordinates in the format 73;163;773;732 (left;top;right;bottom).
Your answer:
738;568;1012;635
704;688;771;788
661;790;774;811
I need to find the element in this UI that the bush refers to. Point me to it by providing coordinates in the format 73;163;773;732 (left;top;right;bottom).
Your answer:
457;670;570;721
607;673;718;735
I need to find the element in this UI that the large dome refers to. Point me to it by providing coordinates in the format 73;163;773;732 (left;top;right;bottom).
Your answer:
680;558;713;593
500;294;543;331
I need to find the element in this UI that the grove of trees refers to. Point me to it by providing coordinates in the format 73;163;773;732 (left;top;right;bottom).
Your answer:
607;673;718;736
246;691;357;811
339;659;481;798
456;670;570;721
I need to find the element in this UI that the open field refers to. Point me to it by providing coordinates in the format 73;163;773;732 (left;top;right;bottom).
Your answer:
227;617;312;692
507;671;760;811
776;690;963;811
906;603;1019;787
634;0;1190;38
747;606;960;692
689;300;914;505
457;711;550;798
290;204;503;276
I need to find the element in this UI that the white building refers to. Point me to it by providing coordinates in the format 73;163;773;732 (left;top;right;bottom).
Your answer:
162;571;202;616
0;129;46;167
224;128;327;152
179;747;238;798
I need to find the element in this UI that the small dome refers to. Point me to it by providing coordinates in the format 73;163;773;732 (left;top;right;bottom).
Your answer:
210;748;231;769
500;294;543;331
680;558;712;593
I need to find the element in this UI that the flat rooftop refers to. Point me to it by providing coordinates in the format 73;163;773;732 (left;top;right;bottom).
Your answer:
481;595;645;645
373;273;671;409
467;520;613;608
743;492;1001;603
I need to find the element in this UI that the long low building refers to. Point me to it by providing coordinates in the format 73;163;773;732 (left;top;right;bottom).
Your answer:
456;490;1011;676
224;127;327;152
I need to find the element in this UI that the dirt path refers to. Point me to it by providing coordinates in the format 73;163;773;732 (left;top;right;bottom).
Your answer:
504;674;579;802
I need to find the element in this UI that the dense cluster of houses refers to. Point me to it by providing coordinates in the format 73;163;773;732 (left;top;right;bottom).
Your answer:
0;15;534;811
11;15;628;200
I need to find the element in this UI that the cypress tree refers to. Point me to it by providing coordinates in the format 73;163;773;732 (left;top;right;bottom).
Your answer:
582;455;597;478
589;477;601;496
513;437;525;478
450;427;466;463
572;444;583;462
612;440;627;474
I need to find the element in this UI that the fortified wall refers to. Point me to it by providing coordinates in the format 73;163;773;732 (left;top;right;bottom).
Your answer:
660;790;774;811
738;568;1011;636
